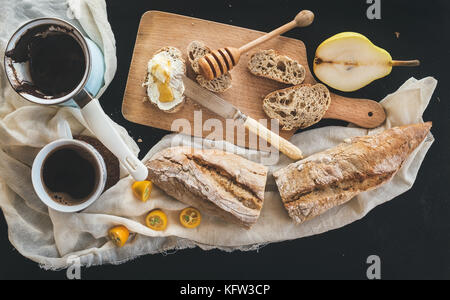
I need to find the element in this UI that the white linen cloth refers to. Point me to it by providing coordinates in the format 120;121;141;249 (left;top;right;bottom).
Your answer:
0;0;436;270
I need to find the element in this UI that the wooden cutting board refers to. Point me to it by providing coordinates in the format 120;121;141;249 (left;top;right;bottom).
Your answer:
122;11;369;149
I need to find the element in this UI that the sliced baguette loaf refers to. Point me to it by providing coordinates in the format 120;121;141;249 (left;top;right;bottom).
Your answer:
187;41;232;93
263;83;331;130
273;122;432;224
248;49;306;85
145;147;268;228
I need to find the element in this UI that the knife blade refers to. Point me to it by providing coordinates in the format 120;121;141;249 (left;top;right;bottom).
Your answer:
182;75;304;160
182;75;242;120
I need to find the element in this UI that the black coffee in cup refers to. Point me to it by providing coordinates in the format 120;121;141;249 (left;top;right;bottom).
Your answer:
5;24;86;99
41;145;100;206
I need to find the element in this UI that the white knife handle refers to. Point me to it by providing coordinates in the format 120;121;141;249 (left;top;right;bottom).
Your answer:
81;99;148;181
244;117;303;160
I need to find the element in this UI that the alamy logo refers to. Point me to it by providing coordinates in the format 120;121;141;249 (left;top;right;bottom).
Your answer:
170;111;281;166
367;0;382;20
66;255;81;280
366;255;381;280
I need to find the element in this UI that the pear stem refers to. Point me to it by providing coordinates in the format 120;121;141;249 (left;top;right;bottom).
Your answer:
391;60;421;67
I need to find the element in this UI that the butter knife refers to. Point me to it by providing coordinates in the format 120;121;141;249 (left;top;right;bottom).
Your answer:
182;75;303;160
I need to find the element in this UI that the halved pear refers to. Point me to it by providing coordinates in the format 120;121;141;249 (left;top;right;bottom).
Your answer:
313;32;418;92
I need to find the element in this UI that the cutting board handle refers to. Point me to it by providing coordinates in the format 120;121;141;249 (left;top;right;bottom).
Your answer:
324;94;386;129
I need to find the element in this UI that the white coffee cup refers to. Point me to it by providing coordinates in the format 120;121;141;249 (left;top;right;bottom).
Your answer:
32;139;107;213
5;18;148;182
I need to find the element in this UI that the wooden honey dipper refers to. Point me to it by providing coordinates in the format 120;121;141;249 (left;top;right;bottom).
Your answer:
198;10;315;81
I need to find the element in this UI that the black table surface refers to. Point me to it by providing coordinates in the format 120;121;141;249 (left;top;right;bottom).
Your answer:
1;0;449;280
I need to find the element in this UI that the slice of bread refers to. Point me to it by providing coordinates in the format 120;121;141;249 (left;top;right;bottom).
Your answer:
187;41;232;93
188;41;210;73
263;83;331;130
156;46;184;64
195;74;232;93
144;47;186;113
248;49;306;85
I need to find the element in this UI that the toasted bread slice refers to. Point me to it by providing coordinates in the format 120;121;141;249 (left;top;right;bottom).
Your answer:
187;41;232;93
195;74;232;94
263;83;331;130
144;47;186;113
248;49;306;85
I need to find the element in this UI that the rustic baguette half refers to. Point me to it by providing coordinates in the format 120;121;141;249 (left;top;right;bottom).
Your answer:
146;147;268;228
263;83;331;130
248;49;306;85
187;41;232;93
273;122;432;224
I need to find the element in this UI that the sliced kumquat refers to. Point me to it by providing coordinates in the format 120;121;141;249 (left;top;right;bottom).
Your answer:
145;209;168;231
132;180;153;202
179;207;201;229
109;226;130;248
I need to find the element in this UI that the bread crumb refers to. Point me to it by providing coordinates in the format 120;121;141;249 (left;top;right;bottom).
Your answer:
395;32;400;39
137;138;143;143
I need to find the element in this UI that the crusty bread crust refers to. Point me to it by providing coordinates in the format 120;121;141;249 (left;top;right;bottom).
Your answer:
187;41;232;93
273;122;432;224
248;49;306;85
146;147;268;228
263;83;331;130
